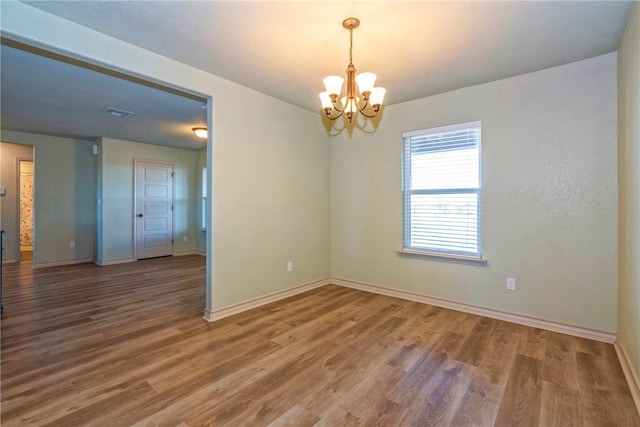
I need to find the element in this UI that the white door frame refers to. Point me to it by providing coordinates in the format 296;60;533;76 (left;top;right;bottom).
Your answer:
133;158;176;260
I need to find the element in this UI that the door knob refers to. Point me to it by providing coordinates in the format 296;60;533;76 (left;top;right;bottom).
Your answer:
137;214;143;218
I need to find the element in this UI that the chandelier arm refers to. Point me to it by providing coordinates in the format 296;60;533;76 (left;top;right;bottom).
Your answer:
357;101;380;118
332;103;345;114
325;108;345;121
358;109;379;119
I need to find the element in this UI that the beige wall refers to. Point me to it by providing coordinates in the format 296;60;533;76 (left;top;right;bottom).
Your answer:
331;53;618;333
0;131;95;266
97;138;199;264
210;89;331;308
618;2;640;399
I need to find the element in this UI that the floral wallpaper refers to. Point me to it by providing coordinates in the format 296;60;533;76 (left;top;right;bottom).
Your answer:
20;171;34;247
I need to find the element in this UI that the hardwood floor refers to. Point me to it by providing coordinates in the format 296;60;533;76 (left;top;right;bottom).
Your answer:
1;255;638;426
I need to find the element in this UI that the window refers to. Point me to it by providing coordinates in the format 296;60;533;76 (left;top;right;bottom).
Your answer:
402;121;482;259
201;167;207;229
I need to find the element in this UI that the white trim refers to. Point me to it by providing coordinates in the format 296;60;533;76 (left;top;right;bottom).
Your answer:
403;120;481;138
615;342;640;415
195;251;206;257
95;257;135;266
203;277;331;322
397;248;487;263
174;251;196;256
2;258;18;264
32;257;93;269
331;277;616;343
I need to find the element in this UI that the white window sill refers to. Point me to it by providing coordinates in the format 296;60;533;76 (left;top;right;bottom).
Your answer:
397;248;487;264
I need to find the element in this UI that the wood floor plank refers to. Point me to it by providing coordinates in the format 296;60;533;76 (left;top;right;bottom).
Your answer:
266;404;320;427
576;349;640;426
387;331;464;408
2;255;638;426
449;320;520;426
455;317;499;366
540;380;582;427
542;331;579;390
450;382;501;427
313;355;405;424
399;359;475;426
517;326;549;360
493;354;543;426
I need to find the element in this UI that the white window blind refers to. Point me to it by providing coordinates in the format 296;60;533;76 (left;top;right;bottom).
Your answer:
402;121;482;258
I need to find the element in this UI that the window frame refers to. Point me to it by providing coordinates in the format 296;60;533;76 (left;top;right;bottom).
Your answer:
401;121;485;262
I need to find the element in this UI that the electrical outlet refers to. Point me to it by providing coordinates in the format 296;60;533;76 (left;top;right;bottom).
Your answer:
287;261;293;272
69;241;75;249
183;236;188;242
507;277;516;291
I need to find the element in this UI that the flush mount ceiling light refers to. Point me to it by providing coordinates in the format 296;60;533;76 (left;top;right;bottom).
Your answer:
192;127;207;139
319;18;386;123
102;106;134;118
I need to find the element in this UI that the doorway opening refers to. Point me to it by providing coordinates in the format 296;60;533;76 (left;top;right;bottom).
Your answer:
2;35;212;313
18;159;34;263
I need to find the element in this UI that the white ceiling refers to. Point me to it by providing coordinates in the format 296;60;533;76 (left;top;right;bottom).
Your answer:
1;1;635;148
1;42;208;149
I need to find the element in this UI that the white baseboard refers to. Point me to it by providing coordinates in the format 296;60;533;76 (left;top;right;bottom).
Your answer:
174;251;196;256
32;257;93;269
2;258;18;264
195;251;206;257
203;277;331;322
615;342;640;415
95;257;135;266
332;277;616;343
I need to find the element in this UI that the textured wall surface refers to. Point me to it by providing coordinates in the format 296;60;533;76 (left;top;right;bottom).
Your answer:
0;133;95;266
618;2;640;398
331;53;618;332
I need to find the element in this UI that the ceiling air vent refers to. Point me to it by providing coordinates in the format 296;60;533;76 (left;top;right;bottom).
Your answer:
102;106;134;118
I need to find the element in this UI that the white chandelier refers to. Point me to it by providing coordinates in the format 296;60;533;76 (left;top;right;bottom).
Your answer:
319;18;386;123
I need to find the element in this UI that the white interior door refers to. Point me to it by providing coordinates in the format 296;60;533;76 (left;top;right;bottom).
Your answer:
135;160;174;259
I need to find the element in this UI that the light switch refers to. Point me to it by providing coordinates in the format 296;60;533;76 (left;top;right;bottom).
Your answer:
0;187;5;196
